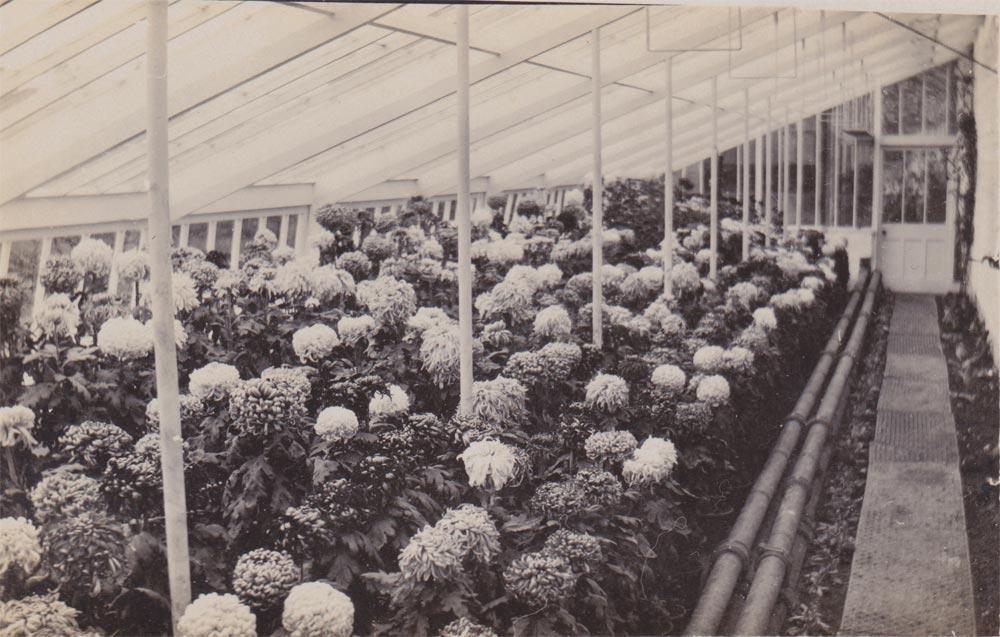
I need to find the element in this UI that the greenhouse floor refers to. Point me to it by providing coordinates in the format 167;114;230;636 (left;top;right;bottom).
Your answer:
839;295;976;636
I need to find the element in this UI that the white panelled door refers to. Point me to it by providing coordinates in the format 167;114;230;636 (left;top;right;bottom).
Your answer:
878;146;957;293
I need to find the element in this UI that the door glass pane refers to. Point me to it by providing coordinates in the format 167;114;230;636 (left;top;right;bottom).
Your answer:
286;215;298;248
122;229;142;251
266;215;282;239
923;66;948;134
240;217;259;251
856;142;874;227
882;84;899;135
838;142;854;226
215;220;234;263
8;239;41;321
801;119;816;225
882;150;903;223
901;77;923;134
89;232;115;292
948;63;959;135
188;223;209;252
926;148;948;223
903;149;926;223
51;235;80;256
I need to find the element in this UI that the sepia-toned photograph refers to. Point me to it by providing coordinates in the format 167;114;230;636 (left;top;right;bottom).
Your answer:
0;1;997;635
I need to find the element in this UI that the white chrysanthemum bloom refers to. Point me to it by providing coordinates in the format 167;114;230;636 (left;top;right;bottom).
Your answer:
407;307;453;333
622;437;679;486
776;250;811;277
314;407;359;442
563;189;584;207
177;593;256;637
188;362;241;400
696;374;731;407
369;384;410;417
254;228;278;246
753;307;778;331
643;300;683;336
720;217;742;234
819;263;837;282
268;260;313;297
770;290;800;310
601;264;626;286
0;406;36;448
536;263;563;288
683;227;707;251
727;281;761;310
470;239;491;261
32;293;81;339
723;346;755;373
508;214;536;235
0;517;41;576
398;525;465;582
420;238;444;261
671;262;701;292
693;345;725;373
311;228;337;251
485;239;524;265
435;504;501;564
602;228;622;246
232;549;298;609
651;364;687;393
585;373;629;412
308;265;356;303
471;376;526;424
504;265;542;292
584;430;638;462
458;439;518;490
140;272;199;313
70;237;113;277
638;265;664;288
627;315;653;335
281;582;354;637
821;242;837;257
796;288;816;305
144;318;187;350
97;317;153;360
292;324;340;363
533;305;573;341
482;278;534;323
114;249;149;283
337;315;375;345
801;276;824;291
272;245;296;264
471;207;494;229
695;248;713;266
356;276;417;328
420;324;461;386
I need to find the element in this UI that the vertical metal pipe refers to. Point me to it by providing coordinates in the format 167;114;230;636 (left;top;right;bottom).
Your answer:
755;131;763;218
833;106;841;224
796;115;805;227
783;107;791;228
709;75;718;279
815;111;824;225
742;88;751;260
764;98;772;245
456;4;473;415
872;86;884;268
736;145;742;202
591;27;603;349
664;59;674;298
145;0;191;628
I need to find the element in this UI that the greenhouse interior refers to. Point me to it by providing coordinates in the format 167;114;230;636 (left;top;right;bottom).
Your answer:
0;1;998;636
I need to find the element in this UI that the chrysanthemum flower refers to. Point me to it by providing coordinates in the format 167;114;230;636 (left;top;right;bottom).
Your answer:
435;504;501;563
622;437;679;485
420;324;461;386
651;364;686;393
337;315;375;344
308;265;356;302
368;384;410;417
753;307;778;331
584;373;629;412
457;439;518;490
584;430;638;462
58;421;132;468
398;525;464;582
503;551;577;606
533;304;573;341
314;407;359;443
471;376;526;425
232;549;299;609
693;345;725;373
292;324;341;363
188;362;241;401
0;594;87;637
71;238;113;277
695;374;731;406
29;470;103;524
722;346;755;373
356;276;417;328
32;293;81;339
441;617;499;637
0;405;37;449
407;306;454;333
0;517;41;577
177;593;256;637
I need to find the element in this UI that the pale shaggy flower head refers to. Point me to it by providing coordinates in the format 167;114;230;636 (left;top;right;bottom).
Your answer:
337;315;375;344
314;407;359;442
585;373;629;412
114;249;149;283
536;263;564;288
281;582;354;637
801;276;824;291
723;346;755;373
651;364;687;393
0;517;41;577
696;374;731;407
671;262;701;292
308;265;356;302
144;318;187;350
407;306;454;333
420;324;462;387
533;304;573;341
32;293;80;339
292;324;341;363
140;272;199;313
268;260;313;298
369;384;410;417
584;430;638;462
356;276;417;328
471;376;527;425
753;307;778;331
435;504;501;563
70;237;113;277
188;363;241;400
458;439;518;490
97;317;153;360
177;593;256;637
622;437;679;485
692;345;725;373
0;406;37;448
398;524;465;582
471;207;494;229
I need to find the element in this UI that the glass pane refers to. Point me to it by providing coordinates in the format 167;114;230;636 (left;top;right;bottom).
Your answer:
948;63;958;135
123;229;142;251
856;142;874;227
882;84;900;135
8;239;41;320
838;142;854;226
51;235;80;256
266;215;282;238
901;77;923;135
923;66;948;134
882;150;903;223
926;148;948;223
821;111;836;225
800;117;816;225
92;232;115;248
240;217;259;251
903;149;926;223
215;220;234;263
188;223;208;252
286;215;298;248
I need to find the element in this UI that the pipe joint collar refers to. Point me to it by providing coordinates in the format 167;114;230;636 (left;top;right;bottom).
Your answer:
754;542;791;571
712;539;752;572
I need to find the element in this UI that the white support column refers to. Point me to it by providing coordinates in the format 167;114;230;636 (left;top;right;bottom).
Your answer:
178;223;189;247
295;211;309;254
764;98;772;246
663;59;674;298
698;159;705;195
591;27;604;349
796;115;805;228
736;146;742;203
144;0;191;629
107;229;126;294
755;132;763;216
231;219;243;268
278;214;290;247
709;75;718;280
742;88;751;260
32;236;52;311
872;86;884;269
852;138;860;227
777;125;784;226
783;107;791;229
0;241;10;276
206;221;217;253
815;110;824;225
833;106;841;224
456;5;473;416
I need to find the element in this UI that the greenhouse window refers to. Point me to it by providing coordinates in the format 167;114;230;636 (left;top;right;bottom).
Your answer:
188;223;209;252
881;62;959;137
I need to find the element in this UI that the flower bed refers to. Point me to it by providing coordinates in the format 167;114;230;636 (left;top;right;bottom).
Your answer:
0;187;847;636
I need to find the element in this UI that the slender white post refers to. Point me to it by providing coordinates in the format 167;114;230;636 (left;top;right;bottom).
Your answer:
777;125;784;227
783;107;791;229
107;230;125;294
755;132;763;216
698;159;705;194
709;75;718;280
206;221;217;253
872;86;884;269
796;115;805;227
145;0;191;628
278;214;290;247
456;5;473;415
764;98;772;246
591;27;604;349
833;106;840;224
230;218;243;268
663;59;674;298
742;88;751;260
0;241;10;276
736;146;742;202
33;237;52;311
815;112;824;225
